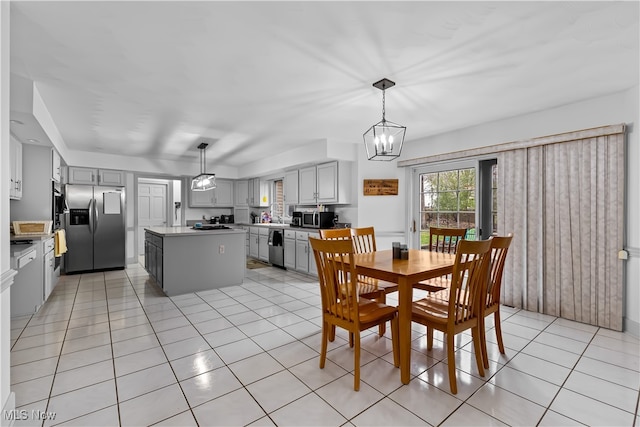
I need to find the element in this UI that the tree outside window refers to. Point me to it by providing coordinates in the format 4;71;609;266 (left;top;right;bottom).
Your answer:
419;168;476;248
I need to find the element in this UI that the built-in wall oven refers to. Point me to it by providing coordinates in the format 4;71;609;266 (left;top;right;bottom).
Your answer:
52;183;68;271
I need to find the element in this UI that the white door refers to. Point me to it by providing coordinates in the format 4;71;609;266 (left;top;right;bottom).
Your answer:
138;183;167;255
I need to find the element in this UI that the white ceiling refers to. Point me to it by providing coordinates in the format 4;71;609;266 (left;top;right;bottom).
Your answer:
9;1;639;169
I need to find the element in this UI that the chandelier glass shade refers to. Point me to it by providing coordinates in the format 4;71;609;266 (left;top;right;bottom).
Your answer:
191;142;216;191
363;78;406;161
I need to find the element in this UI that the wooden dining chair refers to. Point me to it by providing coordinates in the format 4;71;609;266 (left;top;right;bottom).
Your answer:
351;226;377;253
411;239;492;394
309;237;399;391
415;226;468;293
320;228;386;337
427;226;467;253
479;234;513;369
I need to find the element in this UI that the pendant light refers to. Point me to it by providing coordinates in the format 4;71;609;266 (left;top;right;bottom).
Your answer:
191;142;216;191
363;78;406;161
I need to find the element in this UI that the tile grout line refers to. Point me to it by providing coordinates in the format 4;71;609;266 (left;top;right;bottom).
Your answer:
127;268;202;426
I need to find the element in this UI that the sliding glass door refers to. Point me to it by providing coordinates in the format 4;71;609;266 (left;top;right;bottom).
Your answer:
412;159;497;249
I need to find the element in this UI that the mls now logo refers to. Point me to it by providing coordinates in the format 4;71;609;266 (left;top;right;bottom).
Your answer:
3;410;29;421
3;409;56;421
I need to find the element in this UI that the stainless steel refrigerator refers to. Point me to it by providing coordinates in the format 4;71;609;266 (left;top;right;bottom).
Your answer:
64;184;126;273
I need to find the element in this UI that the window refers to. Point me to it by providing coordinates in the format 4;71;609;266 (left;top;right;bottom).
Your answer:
272;179;284;218
418;168;476;248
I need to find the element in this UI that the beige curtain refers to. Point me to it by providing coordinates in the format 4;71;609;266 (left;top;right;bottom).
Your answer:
498;130;625;330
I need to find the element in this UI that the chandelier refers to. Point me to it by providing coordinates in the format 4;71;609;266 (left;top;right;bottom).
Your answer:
363;78;406;161
191;142;216;191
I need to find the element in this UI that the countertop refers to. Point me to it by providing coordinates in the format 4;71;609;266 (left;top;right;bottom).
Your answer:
10;233;55;242
237;223;292;228
145;226;247;236
10;242;37;258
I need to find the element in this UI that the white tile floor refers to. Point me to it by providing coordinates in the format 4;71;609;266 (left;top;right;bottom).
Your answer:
9;262;640;427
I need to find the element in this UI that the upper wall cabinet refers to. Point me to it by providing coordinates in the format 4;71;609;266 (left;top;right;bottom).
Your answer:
283;170;299;205
189;179;234;207
51;149;61;183
248;178;269;207
298;161;352;205
9;137;23;200
67;167;124;186
215;179;234;206
235;180;249;207
234;178;267;207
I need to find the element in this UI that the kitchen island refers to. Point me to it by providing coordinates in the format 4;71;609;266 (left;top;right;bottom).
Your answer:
144;226;246;296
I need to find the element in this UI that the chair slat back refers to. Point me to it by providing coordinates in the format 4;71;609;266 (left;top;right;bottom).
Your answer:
485;234;513;310
448;239;492;324
319;228;351;241
428;227;467;254
351;227;377;254
309;237;358;324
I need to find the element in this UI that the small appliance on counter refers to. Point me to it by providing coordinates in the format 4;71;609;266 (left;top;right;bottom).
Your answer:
291;212;302;227
220;214;234;224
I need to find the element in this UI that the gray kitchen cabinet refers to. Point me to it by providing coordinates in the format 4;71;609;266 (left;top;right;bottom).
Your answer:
52;148;61;183
316;162;339;203
248;178;269;207
43;237;55;301
283;170;299;205
258;227;269;262
9;136;23;200
284;229;296;269
214;179;234;206
249;227;259;258
99;169;125;186
298;166;317;205
307;231;319;276
294;230;319;276
10;144;53;222
67;166;124;186
235;179;249;206
68;166;96;185
189;179;234;207
234;207;250;224
294;231;310;273
298;161;351;205
190;188;214;207
144;231;163;287
295;237;309;273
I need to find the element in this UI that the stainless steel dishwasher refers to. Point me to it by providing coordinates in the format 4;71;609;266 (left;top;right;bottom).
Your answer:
268;228;285;269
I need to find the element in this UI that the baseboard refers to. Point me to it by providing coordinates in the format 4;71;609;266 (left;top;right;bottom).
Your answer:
1;392;16;427
624;316;640;338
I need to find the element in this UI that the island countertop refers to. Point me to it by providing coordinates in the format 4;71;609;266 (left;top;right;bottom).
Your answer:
145;226;246;236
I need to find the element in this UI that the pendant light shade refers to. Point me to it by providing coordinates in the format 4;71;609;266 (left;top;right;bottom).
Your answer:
191;142;216;191
363;78;406;161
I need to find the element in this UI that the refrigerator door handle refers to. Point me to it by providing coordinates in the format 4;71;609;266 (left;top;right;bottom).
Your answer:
88;198;94;233
94;197;99;232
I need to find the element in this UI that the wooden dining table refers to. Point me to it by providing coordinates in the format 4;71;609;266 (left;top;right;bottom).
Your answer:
350;248;456;384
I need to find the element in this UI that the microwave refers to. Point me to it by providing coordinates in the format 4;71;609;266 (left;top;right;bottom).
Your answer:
301;211;335;229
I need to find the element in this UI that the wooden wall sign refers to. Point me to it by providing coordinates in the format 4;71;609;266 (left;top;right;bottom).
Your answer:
363;179;399;196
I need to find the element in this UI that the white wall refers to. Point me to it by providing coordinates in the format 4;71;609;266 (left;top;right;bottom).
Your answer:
354;153;406;249
356;87;639;335
0;0;16;421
